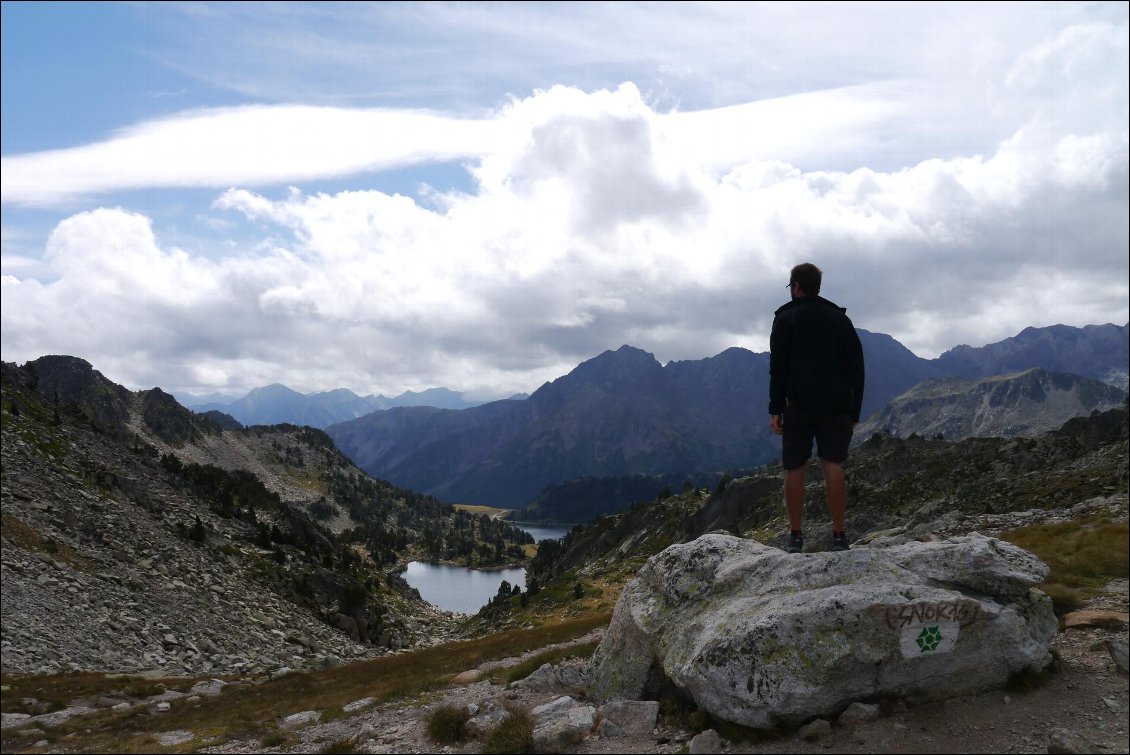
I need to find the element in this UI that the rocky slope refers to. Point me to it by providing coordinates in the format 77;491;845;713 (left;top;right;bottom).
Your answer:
529;404;1129;583
0;357;532;677
855;368;1127;442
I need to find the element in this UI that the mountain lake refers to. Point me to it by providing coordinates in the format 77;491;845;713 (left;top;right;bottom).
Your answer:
400;523;571;613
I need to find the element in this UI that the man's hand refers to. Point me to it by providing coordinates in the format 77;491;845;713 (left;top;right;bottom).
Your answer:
770;414;784;435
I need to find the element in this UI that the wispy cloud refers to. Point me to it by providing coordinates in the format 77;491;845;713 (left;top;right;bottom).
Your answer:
1;105;494;206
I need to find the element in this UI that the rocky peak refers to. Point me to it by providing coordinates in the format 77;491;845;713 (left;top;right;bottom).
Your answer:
139;387;221;447
534;346;664;404
21;355;134;439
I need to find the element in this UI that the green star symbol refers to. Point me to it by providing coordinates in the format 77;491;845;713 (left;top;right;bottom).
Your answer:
916;626;943;652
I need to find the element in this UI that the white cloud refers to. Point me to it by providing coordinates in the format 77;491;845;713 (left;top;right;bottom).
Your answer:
0;106;495;206
3;80;1125;398
2;5;1127;396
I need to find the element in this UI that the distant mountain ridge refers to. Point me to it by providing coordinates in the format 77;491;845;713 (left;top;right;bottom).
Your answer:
324;329;956;508
327;323;1129;509
183;383;521;429
935;323;1129;389
328;345;776;508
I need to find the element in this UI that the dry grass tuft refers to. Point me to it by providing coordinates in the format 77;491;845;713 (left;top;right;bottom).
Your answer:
481;704;535;754
425;704;470;744
1002;515;1129;614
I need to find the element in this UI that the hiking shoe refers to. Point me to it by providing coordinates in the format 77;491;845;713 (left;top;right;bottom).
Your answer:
787;532;804;554
832;532;850;551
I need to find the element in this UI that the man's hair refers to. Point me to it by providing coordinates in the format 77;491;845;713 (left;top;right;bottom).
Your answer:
790;263;822;295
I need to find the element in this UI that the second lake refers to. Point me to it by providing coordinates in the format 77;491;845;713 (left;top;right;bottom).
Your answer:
400;523;571;613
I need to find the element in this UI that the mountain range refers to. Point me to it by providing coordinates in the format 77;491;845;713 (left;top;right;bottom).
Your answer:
326;323;1128;510
181;384;523;429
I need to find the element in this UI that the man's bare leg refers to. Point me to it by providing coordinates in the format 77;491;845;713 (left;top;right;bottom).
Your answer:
821;459;846;533
785;463;807;531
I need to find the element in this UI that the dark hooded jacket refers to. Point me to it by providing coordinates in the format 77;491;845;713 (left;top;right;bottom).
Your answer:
769;295;865;422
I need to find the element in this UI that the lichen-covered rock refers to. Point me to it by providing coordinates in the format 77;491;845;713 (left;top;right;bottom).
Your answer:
513;659;591;693
530;696;595;749
588;533;1056;729
597;700;659;736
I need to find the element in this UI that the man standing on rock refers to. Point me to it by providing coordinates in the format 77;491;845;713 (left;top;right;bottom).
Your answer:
769;263;865;553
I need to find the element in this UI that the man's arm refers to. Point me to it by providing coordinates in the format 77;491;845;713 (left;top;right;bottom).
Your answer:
845;323;865;423
768;315;789;416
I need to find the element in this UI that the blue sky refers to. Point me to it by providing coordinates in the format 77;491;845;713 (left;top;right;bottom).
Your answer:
2;1;1127;400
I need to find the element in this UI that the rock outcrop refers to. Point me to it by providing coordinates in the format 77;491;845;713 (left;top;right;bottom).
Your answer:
1;357;527;677
854;368;1127;442
588;533;1057;729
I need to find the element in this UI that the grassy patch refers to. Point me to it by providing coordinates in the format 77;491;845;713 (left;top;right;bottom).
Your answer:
460;565;618;635
0;512;96;573
453;504;513;518
1001;515;1129;610
0;614;608;753
1038;583;1084;616
425;704;470;744
261;729;295;748
319;706;350;724
284;466;330;495
0;672;191;715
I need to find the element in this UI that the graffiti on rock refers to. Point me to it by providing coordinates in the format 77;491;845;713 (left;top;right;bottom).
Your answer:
884;601;980;630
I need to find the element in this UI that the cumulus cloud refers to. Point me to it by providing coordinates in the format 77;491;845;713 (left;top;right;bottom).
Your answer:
2;6;1128;398
3;78;1125;399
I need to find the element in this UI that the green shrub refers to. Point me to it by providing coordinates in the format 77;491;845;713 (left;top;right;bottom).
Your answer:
425;704;470;744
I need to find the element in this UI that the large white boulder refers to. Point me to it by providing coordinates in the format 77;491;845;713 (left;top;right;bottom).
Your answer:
588;533;1056;729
